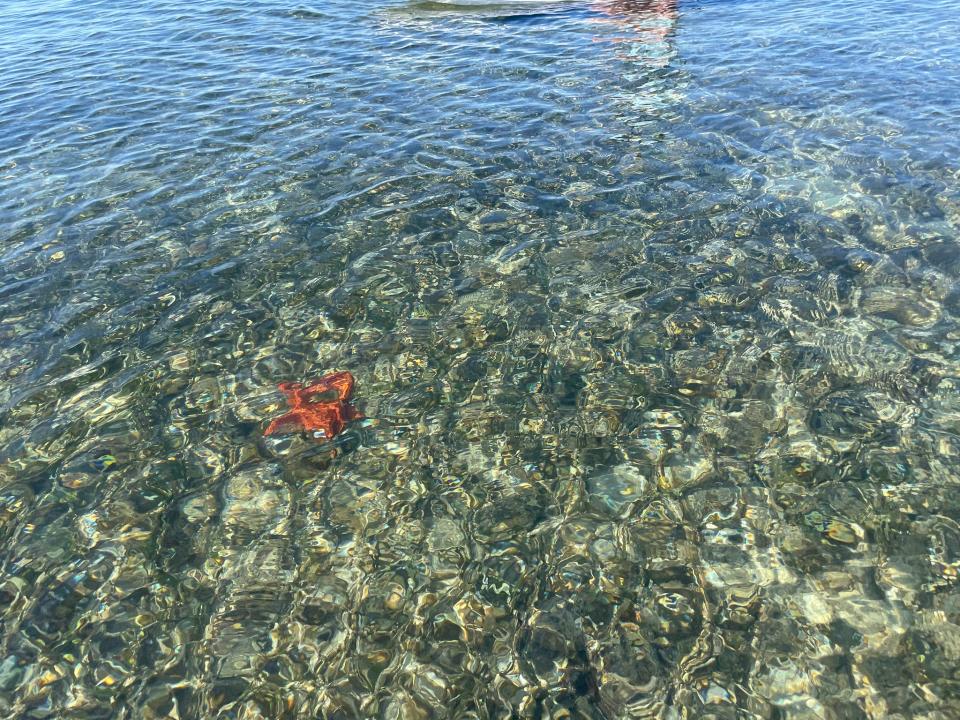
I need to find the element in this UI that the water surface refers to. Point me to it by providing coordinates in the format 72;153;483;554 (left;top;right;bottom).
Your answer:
2;0;960;717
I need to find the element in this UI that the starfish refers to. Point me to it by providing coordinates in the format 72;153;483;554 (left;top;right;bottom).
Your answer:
264;371;363;440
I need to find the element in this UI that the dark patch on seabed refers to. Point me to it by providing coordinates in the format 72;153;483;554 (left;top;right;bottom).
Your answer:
1;0;960;717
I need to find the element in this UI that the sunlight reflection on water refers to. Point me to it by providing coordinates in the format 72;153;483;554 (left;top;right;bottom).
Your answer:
1;0;960;717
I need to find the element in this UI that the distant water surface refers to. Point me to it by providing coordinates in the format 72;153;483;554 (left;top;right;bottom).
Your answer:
1;0;960;717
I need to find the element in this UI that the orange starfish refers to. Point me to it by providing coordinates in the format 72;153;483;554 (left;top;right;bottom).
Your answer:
264;371;363;440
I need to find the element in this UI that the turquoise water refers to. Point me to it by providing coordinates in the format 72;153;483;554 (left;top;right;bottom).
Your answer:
2;0;960;717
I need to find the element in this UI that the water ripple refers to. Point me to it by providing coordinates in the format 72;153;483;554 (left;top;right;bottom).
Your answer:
2;0;960;717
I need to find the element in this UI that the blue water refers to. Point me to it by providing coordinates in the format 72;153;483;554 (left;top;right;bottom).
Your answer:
2;0;960;717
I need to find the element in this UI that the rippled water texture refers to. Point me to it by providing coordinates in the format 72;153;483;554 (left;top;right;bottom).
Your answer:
2;0;960;717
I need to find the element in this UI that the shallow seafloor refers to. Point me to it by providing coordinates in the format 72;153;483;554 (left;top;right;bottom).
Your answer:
2;0;960;718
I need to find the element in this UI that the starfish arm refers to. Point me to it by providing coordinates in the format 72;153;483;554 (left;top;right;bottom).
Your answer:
328;372;356;400
264;410;306;436
305;372;355;402
277;382;304;402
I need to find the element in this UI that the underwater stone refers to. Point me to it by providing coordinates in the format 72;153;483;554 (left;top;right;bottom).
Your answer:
472;485;550;543
585;464;651;518
219;464;291;541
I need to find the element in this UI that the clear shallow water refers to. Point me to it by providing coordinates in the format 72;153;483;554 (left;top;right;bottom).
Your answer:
1;0;960;716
